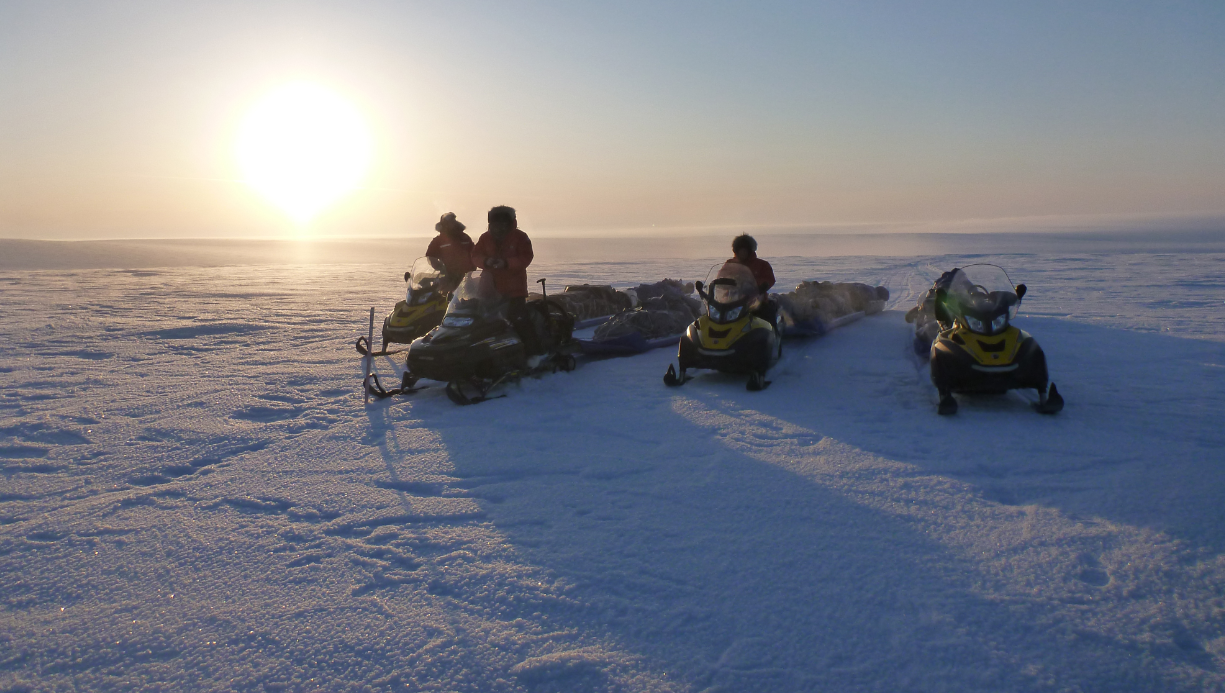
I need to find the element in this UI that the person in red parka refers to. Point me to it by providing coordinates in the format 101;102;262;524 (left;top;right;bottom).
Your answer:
472;206;533;297
425;212;476;292
728;234;779;328
472;206;541;352
729;234;775;295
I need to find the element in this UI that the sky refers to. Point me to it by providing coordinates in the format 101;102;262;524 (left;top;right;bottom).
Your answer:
1;0;1223;239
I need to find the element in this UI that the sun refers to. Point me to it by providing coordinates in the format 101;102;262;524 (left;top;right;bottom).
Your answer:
236;82;373;226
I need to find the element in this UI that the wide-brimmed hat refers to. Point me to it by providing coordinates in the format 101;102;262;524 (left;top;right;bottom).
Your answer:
435;212;465;233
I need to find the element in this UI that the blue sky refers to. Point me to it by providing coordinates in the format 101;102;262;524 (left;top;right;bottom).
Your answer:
2;1;1222;238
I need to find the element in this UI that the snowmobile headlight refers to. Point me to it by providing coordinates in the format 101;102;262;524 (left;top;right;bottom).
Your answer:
963;315;985;333
442;316;473;327
724;306;742;321
990;314;1008;333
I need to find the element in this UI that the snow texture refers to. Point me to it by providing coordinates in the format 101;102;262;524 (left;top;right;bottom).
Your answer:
1;235;1224;692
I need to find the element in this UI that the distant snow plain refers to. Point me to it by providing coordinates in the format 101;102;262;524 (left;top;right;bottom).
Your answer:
1;232;1223;692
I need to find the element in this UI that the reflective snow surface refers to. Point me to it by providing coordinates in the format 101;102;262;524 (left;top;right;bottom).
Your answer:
1;235;1224;691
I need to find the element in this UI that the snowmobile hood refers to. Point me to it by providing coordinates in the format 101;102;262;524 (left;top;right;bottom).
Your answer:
939;325;1028;367
693;313;771;352
421;316;510;345
388;294;446;329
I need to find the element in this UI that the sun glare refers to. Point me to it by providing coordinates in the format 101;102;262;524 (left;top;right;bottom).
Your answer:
236;82;372;226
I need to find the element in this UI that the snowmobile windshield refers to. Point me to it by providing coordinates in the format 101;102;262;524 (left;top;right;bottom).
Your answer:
441;270;501;327
701;262;758;323
407;257;443;292
946;264;1021;335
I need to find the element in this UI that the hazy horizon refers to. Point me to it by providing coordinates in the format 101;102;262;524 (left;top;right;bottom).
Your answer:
2;209;1223;243
3;2;1224;240
6;226;1225;272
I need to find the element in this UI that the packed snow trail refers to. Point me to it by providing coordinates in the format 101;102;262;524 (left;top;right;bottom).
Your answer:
1;243;1224;691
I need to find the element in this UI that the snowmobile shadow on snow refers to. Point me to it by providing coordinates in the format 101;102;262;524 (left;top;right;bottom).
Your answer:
704;311;1225;560
405;384;1198;692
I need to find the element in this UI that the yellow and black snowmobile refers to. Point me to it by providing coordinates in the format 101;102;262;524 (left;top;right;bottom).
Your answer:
928;264;1063;415
664;262;781;391
378;257;449;351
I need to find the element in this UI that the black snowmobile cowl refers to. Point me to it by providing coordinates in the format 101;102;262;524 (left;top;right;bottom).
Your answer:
926;264;1062;415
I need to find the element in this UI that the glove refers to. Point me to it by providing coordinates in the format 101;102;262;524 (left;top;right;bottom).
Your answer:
485;257;507;269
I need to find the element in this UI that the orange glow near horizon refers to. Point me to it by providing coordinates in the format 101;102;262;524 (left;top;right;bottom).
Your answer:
235;82;373;228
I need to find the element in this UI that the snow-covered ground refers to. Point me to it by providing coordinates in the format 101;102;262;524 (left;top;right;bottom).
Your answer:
1;235;1224;692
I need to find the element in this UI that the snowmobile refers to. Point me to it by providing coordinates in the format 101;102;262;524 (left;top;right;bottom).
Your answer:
356;257;449;357
927;264;1063;415
405;271;578;405
663;262;781;391
382;257;450;348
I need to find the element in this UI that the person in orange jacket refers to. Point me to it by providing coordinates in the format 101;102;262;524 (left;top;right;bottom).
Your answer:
729;234;775;295
472;206;533;296
424;212;476;292
471;206;540;352
728;234;779;327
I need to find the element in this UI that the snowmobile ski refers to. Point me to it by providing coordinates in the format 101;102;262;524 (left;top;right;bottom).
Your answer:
364;371;428;400
444;378;507;406
746;371;771;391
1033;382;1064;415
937;393;958;416
355;335;408;358
663;363;691;386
